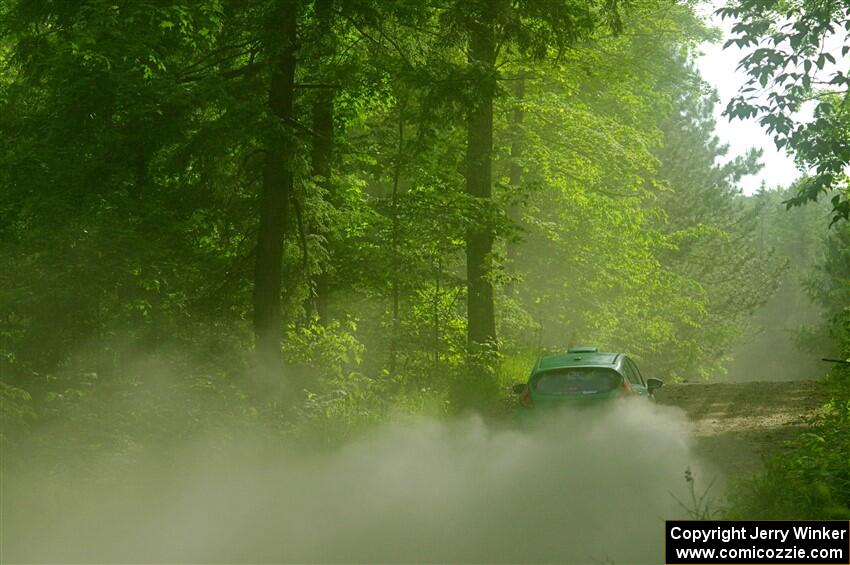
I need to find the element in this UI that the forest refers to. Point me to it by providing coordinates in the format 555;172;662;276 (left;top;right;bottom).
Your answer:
1;0;849;562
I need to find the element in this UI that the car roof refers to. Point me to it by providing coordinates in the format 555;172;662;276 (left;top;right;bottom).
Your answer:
534;350;622;373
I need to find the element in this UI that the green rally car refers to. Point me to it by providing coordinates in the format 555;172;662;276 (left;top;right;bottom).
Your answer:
512;347;663;408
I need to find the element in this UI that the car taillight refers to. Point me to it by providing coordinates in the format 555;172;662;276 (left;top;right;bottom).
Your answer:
520;388;532;407
621;380;634;395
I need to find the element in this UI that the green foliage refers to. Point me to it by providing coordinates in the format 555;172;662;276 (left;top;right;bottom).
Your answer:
802;221;850;356
284;319;364;377
1;0;843;478
719;0;850;223
650;79;785;379
505;41;775;381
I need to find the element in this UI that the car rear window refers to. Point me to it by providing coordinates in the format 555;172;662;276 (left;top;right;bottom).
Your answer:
532;367;621;395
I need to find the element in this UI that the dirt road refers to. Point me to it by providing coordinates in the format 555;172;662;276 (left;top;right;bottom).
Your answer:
655;381;828;480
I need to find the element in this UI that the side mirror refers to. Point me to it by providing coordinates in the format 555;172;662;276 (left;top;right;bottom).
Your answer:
646;378;663;392
511;383;528;395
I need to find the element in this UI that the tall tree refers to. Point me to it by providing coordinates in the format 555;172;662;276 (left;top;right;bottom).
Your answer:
253;0;299;376
464;4;498;359
458;0;625;376
309;0;336;322
653;76;784;378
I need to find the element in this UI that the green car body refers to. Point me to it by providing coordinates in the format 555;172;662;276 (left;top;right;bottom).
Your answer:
513;347;663;408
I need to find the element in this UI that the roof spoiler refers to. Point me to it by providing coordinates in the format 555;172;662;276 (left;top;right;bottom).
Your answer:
568;346;598;353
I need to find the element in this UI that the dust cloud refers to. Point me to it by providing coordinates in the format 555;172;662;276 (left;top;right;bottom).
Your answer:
4;400;707;563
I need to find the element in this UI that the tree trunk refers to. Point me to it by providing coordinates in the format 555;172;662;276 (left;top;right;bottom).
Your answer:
389;104;404;376
433;255;441;373
508;79;525;189
310;0;335;322
465;17;497;355
253;0;297;375
506;78;525;294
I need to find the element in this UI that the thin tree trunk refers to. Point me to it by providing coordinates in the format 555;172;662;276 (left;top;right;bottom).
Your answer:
465;16;497;356
310;89;334;321
506;78;524;295
389;104;404;376
508;80;524;190
311;0;335;322
253;0;297;375
433;256;441;373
